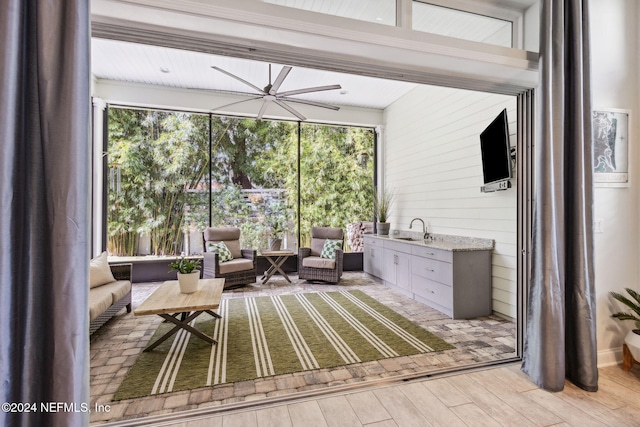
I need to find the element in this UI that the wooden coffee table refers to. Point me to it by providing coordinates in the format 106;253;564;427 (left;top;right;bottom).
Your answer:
260;250;295;285
135;278;224;352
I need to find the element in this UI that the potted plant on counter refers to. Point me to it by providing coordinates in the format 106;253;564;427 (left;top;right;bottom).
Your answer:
169;256;201;293
373;186;394;236
610;287;640;371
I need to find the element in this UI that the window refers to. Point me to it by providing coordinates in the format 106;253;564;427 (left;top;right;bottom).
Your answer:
106;108;374;256
208;117;297;253
412;2;513;48
299;123;375;250
107;109;209;256
261;0;396;26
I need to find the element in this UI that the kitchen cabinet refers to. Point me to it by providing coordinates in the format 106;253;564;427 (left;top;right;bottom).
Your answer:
363;235;384;279
363;235;492;319
382;240;411;292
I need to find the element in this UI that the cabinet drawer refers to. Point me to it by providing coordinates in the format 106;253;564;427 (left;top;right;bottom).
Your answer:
384;239;412;253
411;245;452;263
411;275;452;309
411;256;453;285
364;236;383;248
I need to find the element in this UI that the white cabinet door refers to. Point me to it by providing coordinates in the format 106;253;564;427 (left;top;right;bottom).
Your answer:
371;247;384;278
383;248;396;284
395;252;411;291
364;244;384;279
383;249;411;290
364;237;384;279
363;245;373;275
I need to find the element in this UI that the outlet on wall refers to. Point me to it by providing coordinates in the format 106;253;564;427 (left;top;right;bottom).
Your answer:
594;219;603;233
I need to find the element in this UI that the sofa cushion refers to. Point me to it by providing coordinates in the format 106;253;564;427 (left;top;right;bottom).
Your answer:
302;256;336;270
207;241;234;262
90;251;115;288
103;280;132;302
321;239;343;259
89;286;115;321
219;258;254;274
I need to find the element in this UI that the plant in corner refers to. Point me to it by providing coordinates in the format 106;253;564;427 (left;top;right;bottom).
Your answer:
169;256;202;293
373;186;394;236
609;287;640;370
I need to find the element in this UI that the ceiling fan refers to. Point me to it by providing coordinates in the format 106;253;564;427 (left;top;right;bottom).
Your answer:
210;64;342;121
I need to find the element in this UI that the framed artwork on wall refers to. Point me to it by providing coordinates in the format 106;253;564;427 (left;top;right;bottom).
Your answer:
593;108;631;187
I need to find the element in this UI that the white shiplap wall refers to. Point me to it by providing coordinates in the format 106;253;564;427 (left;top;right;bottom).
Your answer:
383;85;517;318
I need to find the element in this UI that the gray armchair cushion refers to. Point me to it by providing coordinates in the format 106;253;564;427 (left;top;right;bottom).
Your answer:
309;227;344;256
302;256;336;270
204;227;242;258
219;258;254;274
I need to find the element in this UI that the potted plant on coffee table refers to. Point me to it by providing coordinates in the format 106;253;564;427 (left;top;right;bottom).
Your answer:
610;287;640;371
169;256;201;294
373;186;394;236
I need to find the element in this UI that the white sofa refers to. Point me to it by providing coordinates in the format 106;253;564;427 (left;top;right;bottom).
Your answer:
89;252;132;335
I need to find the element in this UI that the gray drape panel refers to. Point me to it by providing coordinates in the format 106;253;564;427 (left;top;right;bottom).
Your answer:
522;0;598;392
1;1;90;426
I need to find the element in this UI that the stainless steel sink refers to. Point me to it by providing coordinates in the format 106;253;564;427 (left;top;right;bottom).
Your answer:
395;237;421;241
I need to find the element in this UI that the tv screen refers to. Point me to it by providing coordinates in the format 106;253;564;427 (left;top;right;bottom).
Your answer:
480;109;512;185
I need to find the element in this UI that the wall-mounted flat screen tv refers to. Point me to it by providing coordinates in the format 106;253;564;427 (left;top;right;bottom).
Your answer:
480;109;512;185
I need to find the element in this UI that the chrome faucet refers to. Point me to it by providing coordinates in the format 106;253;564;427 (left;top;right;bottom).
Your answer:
409;218;429;240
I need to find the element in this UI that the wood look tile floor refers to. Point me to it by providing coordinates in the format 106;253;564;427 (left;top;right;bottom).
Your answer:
90;273;517;425
113;364;640;427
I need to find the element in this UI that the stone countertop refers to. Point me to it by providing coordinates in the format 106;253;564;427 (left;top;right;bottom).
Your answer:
363;232;494;252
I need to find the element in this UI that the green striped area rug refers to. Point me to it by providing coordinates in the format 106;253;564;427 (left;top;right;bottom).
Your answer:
114;290;453;400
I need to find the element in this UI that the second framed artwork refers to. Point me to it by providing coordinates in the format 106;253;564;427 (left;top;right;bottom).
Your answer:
593;108;631;187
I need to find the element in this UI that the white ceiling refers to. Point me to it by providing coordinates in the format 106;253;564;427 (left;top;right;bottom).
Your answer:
91;0;538;115
91;38;419;110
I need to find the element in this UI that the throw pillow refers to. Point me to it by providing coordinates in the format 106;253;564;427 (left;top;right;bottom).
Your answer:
207;241;234;262
320;239;343;259
89;251;116;288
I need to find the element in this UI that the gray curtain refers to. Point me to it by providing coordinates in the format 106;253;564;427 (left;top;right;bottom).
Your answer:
522;0;598;392
0;1;91;426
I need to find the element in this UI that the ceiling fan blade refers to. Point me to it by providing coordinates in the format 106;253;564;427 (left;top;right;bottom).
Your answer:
278;84;342;97
212;96;263;112
274;100;306;121
256;100;269;120
269;66;292;95
279;97;340;111
211;66;266;94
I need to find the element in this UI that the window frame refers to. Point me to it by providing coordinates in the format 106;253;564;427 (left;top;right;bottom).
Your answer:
102;105;377;255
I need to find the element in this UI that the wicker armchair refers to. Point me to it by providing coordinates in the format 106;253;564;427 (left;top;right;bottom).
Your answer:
202;227;257;289
298;227;344;284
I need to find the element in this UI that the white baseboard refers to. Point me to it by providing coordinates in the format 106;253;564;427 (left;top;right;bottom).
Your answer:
597;347;622;367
